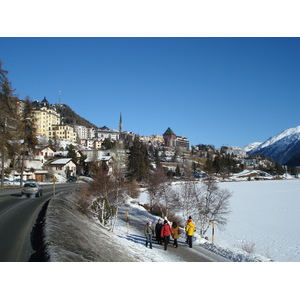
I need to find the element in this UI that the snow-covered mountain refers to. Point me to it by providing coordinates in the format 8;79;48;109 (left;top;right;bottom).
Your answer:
243;142;262;152
248;125;300;165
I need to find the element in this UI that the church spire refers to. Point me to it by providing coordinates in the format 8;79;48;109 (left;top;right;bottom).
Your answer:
119;113;123;133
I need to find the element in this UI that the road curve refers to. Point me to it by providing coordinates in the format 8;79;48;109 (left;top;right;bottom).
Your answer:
0;184;79;262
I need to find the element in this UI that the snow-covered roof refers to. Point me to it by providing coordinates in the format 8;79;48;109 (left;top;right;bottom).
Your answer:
50;158;73;165
84;156;111;163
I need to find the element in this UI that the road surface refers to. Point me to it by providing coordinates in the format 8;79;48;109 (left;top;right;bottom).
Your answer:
0;183;81;262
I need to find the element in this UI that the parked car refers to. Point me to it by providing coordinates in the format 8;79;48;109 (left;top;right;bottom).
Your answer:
67;176;77;183
3;179;12;185
21;182;43;197
26;179;36;183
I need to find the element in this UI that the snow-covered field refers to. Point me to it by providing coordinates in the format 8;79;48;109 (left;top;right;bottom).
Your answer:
217;180;300;262
136;178;300;262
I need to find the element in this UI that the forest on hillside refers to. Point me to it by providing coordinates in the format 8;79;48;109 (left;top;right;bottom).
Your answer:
55;104;97;128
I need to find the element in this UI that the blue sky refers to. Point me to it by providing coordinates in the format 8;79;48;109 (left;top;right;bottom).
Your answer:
1;37;299;148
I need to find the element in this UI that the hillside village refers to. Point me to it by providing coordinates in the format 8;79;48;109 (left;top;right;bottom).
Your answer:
1;96;295;185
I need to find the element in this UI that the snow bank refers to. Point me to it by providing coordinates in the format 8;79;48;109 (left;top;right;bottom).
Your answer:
43;191;185;262
44;191;144;262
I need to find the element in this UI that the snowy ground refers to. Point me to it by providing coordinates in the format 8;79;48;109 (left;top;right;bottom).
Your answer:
216;180;300;262
43;174;300;262
6;177;299;299
136;178;300;262
43;190;227;262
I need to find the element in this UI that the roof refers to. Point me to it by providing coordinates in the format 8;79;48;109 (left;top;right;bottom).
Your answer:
50;158;73;165
163;127;175;136
84;156;111;163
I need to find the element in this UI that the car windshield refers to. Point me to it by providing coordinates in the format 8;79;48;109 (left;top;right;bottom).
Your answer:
24;183;37;187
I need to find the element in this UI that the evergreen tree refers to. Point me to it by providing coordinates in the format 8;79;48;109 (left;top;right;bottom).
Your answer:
205;158;214;174
274;162;284;176
66;144;77;163
213;153;222;174
102;138;114;150
175;164;181;177
127;136;150;181
0;61;17;185
18;97;39;186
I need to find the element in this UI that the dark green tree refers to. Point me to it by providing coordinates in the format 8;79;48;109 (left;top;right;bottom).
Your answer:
19;97;39;186
205;158;214;174
127;136;150;181
175;164;181;177
0;61;17;185
213;153;222;174
102;138;114;150
274;162;284;176
66;144;77;163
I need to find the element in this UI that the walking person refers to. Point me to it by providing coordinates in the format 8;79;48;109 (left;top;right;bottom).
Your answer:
161;220;172;250
171;221;182;248
155;219;163;244
185;217;196;248
144;221;154;249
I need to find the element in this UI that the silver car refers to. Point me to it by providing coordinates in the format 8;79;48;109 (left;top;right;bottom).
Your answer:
21;182;43;197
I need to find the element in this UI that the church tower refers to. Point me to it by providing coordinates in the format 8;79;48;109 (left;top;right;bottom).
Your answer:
119;113;123;133
163;127;176;147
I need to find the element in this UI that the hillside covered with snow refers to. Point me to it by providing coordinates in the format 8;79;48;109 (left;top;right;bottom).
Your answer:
248;125;300;165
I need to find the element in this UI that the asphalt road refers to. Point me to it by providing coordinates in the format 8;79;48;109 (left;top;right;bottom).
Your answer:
0;183;81;262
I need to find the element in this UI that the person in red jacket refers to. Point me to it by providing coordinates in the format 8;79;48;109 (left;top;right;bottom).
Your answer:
161;220;172;250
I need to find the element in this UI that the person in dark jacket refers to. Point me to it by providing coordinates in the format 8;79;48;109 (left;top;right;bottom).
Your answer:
160;220;172;250
144;221;155;249
155;219;163;244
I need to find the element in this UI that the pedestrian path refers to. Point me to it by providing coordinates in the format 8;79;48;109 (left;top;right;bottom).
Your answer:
117;203;229;262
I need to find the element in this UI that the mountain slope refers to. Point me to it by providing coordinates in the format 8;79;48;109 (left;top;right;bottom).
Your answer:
248;126;300;165
244;142;262;152
54;104;97;128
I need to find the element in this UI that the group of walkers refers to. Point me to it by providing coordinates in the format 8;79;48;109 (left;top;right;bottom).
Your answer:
144;216;196;251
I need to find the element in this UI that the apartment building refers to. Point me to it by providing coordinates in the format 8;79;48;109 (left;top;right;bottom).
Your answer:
95;126;120;141
33;106;61;137
49;124;77;143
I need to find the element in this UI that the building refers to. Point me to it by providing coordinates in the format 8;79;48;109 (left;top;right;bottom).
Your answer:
163;127;189;149
49;124;77;143
224;146;247;158
163;127;177;147
49;158;76;177
176;136;189;150
74;125;88;140
95;126;120;141
34;146;56;164
32;97;61;138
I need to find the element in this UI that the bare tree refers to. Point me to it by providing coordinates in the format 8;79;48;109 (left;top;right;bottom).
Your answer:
147;167;165;215
175;179;231;237
194;178;232;236
176;181;198;221
86;168;117;228
79;145;126;232
110;141;126;232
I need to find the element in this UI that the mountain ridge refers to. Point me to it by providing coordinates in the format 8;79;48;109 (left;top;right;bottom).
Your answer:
247;125;300;166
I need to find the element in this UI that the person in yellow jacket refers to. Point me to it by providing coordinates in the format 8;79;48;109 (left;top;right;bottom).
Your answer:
185;216;196;248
